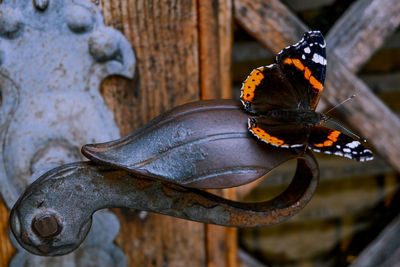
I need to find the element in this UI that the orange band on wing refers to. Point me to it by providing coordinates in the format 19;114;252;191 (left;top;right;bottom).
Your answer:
309;75;323;91
283;58;323;93
292;59;305;71
249;125;285;146
314;130;340;147
283;58;292;65
241;67;265;103
304;67;311;80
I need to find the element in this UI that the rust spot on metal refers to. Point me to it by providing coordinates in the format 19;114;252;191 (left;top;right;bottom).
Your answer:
10;101;319;256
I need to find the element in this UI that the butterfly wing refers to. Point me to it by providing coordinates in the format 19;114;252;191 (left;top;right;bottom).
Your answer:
240;64;300;114
308;126;373;161
276;31;326;111
248;117;308;148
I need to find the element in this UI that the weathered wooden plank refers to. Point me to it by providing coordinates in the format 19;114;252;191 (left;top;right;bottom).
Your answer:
218;0;233;99
205;222;229;267
379;248;400;267
198;0;233;99
223;188;239;267
238;248;267;267
361;72;400;93
206;188;239;267
199;1;237;266
0;198;15;267
233;0;307;53
198;0;222;99
283;0;335;12
327;0;400;73
101;0;200;130
239;157;391;193
233;0;400;173
350;214;400;267
239;170;398;265
206;188;238;267
100;1;205;266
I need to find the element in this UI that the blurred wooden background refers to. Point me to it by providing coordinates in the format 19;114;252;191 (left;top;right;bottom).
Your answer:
235;0;400;266
1;0;399;266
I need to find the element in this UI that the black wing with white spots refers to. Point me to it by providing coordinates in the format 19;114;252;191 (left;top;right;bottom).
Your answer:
276;31;326;110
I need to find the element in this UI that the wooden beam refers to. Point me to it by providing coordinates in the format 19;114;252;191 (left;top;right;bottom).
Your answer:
198;0;233;99
350;214;400;267
218;0;233;99
101;0;200;129
100;1;205;266
327;0;400;73
198;0;222;99
233;0;308;53
0;197;15;266
233;0;400;173
198;1;237;266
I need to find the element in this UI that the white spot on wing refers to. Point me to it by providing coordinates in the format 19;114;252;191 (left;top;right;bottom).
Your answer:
304;47;311;54
302;54;306;59
293;38;304;47
346;141;361;149
290;144;304;148
312;53;327;65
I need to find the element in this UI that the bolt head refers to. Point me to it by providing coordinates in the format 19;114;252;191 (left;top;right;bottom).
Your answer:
32;213;61;238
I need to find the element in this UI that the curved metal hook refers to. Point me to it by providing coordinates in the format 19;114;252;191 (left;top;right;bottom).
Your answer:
10;99;320;256
10;150;318;256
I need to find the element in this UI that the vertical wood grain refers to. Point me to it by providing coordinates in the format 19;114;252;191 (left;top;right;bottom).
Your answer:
198;0;233;99
100;1;206;266
198;0;222;99
218;0;233;99
205;189;237;267
198;1;237;266
224;188;238;267
101;0;200;132
0;198;15;267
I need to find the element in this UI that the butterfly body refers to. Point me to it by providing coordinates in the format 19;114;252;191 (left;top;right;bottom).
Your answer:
262;109;324;126
240;31;373;161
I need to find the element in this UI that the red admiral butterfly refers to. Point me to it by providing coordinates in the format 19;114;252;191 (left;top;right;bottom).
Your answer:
240;31;373;162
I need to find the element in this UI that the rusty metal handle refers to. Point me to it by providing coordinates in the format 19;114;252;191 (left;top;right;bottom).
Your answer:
10;100;320;256
10;151;318;256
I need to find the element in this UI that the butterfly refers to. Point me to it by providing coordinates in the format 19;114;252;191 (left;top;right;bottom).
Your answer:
240;31;373;162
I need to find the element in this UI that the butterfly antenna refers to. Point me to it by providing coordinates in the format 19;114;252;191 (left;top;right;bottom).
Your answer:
322;94;366;142
327;119;366;142
325;94;356;115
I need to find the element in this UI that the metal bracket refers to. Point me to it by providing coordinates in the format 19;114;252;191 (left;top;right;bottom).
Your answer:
10;100;320;256
0;0;135;265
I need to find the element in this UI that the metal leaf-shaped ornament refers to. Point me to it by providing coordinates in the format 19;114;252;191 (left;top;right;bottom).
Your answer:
11;100;320;256
82;100;304;188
